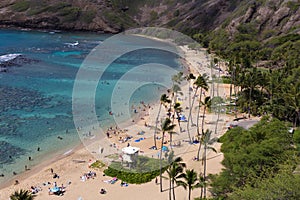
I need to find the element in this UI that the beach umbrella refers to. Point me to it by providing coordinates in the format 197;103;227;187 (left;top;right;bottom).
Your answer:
162;146;169;152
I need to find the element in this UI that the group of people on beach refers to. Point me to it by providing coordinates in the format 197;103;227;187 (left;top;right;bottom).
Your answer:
80;171;97;182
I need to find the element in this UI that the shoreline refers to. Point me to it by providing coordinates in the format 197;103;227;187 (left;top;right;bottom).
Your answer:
0;142;84;189
0;33;232;199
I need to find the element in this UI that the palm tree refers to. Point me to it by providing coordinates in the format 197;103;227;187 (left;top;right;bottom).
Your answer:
174;102;183;132
187;74;208;143
197;173;206;199
10;189;35;200
283;69;300;127
201;129;217;198
177;169;199;200
166;153;186;200
154;94;171;149
195;75;209;136
160;118;176;192
213;58;222;135
195;96;211;162
186;73;196;124
170;72;184;119
170;84;183;120
201;96;211;135
168;131;177;150
241;68;261;118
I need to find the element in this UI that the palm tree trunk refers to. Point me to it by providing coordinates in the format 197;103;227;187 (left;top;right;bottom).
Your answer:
172;179;176;200
187;88;198;143
188;81;192;117
200;186;203;199
178;118;181;133
214;67;221;135
203;143;207;198
188;187;191;200
170;132;173;150
160;132;165;192
196;88;203;136
248;87;252;118
201;107;206;135
169;177;172;200
230;65;235;113
154;103;162;148
196;137;202;161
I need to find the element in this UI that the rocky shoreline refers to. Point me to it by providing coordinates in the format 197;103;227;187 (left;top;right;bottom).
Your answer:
0;54;39;72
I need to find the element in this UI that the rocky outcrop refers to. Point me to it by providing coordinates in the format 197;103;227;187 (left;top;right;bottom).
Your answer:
0;0;299;35
227;0;300;35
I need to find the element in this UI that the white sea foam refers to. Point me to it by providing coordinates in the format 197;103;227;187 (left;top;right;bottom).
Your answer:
63;149;73;155
0;53;22;63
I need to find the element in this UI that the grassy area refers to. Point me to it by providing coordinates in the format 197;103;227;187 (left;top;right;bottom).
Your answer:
90;160;106;169
104;156;167;184
12;1;30;12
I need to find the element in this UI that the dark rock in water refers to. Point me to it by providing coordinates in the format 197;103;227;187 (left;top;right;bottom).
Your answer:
0;67;7;72
0;86;52;113
0;141;26;165
0;54;40;70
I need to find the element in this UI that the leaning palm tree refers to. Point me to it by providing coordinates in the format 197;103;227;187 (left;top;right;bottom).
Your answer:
170;72;184;119
195;75;209;135
201;96;211;135
195;96;211;161
160;118;176;192
214;58;221;135
174;102;183;132
187;74;208;143
154;94;171;149
10;189;35;200
170;84;183;119
186;73;196;123
177;169;199;200
201;129;217;199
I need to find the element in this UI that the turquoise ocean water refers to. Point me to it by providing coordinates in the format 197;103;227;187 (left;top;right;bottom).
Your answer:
0;29;181;184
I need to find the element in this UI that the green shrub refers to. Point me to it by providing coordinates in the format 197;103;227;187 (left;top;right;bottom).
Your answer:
173;9;180;17
48;3;72;13
104;156;167;184
150;11;158;21
293;129;300;152
104;163;163;184
287;1;300;12
221;76;231;84
90;160;106;169
59;7;81;22
12;1;30;12
80;11;96;23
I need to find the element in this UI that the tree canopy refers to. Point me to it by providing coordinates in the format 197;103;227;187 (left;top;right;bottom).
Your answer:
210;117;298;198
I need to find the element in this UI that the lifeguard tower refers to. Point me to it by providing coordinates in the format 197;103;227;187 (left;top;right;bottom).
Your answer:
121;146;140;169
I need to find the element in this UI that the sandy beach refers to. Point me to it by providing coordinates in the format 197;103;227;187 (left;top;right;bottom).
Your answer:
0;41;235;200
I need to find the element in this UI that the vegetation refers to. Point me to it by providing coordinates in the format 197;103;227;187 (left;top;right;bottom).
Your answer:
12;1;30;12
159;118;176;192
210;117;298;198
104;156;164;184
90;160;106;169
10;189;35;200
177;169;200;200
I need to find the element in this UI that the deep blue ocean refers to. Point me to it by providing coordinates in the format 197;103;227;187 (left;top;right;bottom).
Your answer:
0;29;181;184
